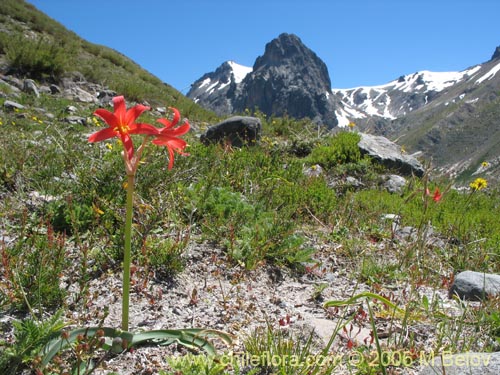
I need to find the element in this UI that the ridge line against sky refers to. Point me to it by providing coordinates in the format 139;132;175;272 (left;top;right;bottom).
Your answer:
25;0;500;94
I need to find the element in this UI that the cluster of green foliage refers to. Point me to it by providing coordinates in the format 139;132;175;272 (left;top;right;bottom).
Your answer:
0;34;74;79
308;131;362;168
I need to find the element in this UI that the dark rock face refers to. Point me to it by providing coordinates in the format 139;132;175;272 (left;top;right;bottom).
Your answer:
188;33;339;128
187;62;237;116
200;116;261;147
234;33;334;121
491;46;500;61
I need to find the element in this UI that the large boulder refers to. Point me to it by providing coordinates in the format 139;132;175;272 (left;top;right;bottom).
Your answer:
449;271;500;301
358;133;425;177
200;116;261;147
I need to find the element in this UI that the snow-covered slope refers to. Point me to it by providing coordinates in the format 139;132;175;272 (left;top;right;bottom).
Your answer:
332;63;496;127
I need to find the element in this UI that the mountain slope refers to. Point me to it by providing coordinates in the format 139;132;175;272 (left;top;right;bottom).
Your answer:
187;61;251;116
333;66;482;125
386;54;500;181
0;0;216;121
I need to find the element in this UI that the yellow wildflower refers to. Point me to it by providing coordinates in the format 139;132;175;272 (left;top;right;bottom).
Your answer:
92;203;104;216
105;143;113;150
470;178;487;191
481;161;489;168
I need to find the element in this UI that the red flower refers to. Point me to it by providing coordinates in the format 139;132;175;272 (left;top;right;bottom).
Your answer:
425;187;443;202
432;187;442;202
89;96;159;160
152;107;190;169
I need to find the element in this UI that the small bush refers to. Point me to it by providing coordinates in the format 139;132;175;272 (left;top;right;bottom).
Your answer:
308;131;361;169
1;223;68;312
4;34;73;80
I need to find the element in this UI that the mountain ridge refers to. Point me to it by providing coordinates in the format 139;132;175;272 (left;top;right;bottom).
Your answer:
188;34;500;181
188;33;339;127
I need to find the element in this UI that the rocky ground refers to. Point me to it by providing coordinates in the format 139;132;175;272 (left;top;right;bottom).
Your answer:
40;229;469;375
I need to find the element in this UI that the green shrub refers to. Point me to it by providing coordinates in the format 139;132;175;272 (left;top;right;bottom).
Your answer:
308;131;361;169
1;223;68;312
0;311;65;375
4;35;73;80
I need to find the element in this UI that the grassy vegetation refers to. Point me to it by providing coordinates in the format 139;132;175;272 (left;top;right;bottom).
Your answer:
0;1;499;374
0;0;217;120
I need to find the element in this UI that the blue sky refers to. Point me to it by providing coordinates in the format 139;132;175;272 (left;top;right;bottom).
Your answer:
26;0;500;93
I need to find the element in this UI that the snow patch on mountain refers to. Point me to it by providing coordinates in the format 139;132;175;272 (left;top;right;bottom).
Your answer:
228;61;252;83
476;61;500;84
333;65;484;124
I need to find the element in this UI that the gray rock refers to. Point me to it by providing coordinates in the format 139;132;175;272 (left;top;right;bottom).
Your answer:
345;176;364;188
449;271;500;300
418;352;500;375
3;100;25;110
97;90;117;105
49;84;62;94
64;116;87;126
23;79;40;97
63;87;97;103
358;133;425;177
382;174;407;194
2;75;23;90
394;225;418;241
65;105;78;113
200;116;261;147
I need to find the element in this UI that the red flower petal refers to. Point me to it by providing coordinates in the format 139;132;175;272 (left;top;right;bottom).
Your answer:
433;188;442;202
93;108;119;128
88;127;117;143
125;104;150;125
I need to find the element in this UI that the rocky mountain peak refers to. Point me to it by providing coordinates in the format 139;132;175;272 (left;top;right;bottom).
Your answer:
234;33;337;126
252;33;332;90
187;33;339;127
491;46;500;61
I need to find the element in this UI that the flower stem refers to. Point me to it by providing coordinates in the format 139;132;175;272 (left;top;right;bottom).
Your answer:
122;173;135;331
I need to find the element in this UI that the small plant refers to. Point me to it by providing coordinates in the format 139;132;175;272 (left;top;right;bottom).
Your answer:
1;221;68;312
163;353;229;375
308;131;361;169
0;311;66;375
311;283;328;302
242;321;342;375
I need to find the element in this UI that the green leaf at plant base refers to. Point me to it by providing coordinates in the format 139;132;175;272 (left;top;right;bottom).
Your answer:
324;291;404;315
40;327;232;368
130;328;233;356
